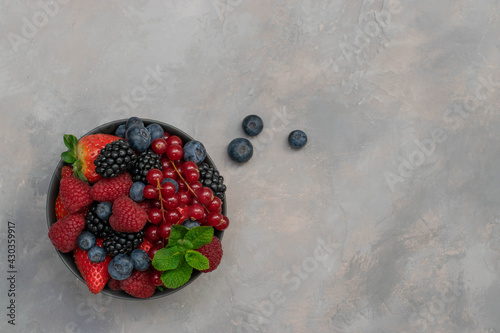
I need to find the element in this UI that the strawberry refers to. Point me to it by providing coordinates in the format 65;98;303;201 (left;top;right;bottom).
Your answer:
121;269;156;298
90;172;133;202
59;176;93;214
48;213;86;253
74;239;112;294
61;134;120;182
109;196;148;233
55;193;68;220
138;239;153;253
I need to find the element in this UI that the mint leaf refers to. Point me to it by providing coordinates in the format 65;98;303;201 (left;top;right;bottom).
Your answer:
161;260;193;289
184;226;214;249
63;134;78;151
167;225;189;248
61;151;77;164
185;250;209;271
177;239;194;250
152;246;184;271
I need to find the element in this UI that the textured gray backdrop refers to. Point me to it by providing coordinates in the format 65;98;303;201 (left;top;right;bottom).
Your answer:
1;0;500;332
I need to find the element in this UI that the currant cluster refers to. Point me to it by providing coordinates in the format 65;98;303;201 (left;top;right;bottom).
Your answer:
133;136;229;260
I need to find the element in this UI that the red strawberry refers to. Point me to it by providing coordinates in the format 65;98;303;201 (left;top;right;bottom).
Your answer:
109;196;148;233
197;236;223;273
59;176;93;214
121;269;156;298
61;165;74;178
90;172;133;202
61;134;120;182
55;193;68;220
74;239;112;294
48;213;86;253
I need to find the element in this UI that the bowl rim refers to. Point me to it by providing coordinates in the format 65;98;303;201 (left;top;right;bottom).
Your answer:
46;118;225;300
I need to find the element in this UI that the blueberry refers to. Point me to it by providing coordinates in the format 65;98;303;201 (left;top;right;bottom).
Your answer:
227;138;253;163
126;117;144;129
115;124;126;138
130;249;150;271
129;182;146;202
182;219;200;229
161;178;179;193
88;246;106;263
183;140;207;164
96;201;112;221
242;115;264;136
288;130;307;149
125;125;151;153
146;123;164;141
77;231;96;250
108;254;134;281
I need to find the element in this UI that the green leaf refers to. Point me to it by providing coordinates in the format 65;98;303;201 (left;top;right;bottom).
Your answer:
74;169;87;182
61;151;77;164
177;239;194;250
167;225;189;248
161;261;193;289
63;134;78;151
185;250;209;271
152;246;184;271
184;226;214;249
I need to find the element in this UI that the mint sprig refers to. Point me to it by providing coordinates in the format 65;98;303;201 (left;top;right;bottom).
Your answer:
152;225;213;288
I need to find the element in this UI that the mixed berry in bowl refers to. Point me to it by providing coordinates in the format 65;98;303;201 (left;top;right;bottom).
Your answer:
46;118;228;299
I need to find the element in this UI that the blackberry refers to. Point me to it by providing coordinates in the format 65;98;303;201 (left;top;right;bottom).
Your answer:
129;149;162;183
85;205;113;239
94;139;137;178
198;162;226;200
103;230;144;257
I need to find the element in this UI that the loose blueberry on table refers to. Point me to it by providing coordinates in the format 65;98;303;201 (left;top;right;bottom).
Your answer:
49;117;228;298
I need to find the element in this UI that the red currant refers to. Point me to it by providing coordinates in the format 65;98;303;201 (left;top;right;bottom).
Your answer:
161;157;172;170
177;205;189;222
207;212;223;227
197;187;213;204
181;161;198;174
184;169;200;183
162;132;170;140
152;138;168;155
165;209;180;224
143;185;159;199
146;169;163;185
148;208;163;225
151;200;161;209
163;194;179;210
145;225;160;242
206;196;222;212
167;144;183;161
215;215;230;230
189;203;205;220
160;181;177;197
158;222;171;239
150;269;164;286
178;190;191;205
167;135;183;146
162;167;177;180
178;180;187;191
190;181;203;192
148;246;160;259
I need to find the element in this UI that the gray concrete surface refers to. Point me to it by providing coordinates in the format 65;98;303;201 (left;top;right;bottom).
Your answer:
1;0;500;332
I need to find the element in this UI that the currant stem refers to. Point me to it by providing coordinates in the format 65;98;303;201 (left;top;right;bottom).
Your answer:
155;178;166;246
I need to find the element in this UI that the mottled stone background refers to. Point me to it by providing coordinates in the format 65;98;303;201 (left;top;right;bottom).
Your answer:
1;0;500;332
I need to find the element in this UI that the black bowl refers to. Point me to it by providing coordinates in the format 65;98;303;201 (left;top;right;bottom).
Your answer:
46;119;225;300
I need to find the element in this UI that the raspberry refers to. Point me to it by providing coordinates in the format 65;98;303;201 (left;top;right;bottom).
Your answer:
109;196;148;233
55;193;68;220
48;213;86;253
197;236;223;273
107;278;122;291
61;166;73;178
121;269;156;299
59;176;93;214
90;172;133;202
